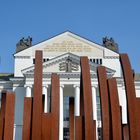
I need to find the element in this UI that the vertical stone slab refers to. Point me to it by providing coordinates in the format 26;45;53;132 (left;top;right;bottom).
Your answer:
123;125;129;140
69;97;74;140
51;74;60;140
75;116;83;140
97;66;110;140
93;120;96;140
120;54;137;140
0;92;6;140
78;74;85;139
136;98;140;140
80;57;94;140
3;92;15;140
107;78;122;140
22;97;33;140
32;51;43;140
42;113;51;140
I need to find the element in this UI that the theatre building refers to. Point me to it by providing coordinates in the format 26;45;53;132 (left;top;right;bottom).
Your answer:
0;31;140;140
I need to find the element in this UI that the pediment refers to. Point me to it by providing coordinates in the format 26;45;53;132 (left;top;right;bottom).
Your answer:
14;31;112;58
22;53;115;77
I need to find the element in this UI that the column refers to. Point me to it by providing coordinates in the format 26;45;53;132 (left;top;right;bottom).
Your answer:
74;85;80;116
118;87;127;124
59;85;64;140
26;86;32;97
92;86;97;120
92;86;98;140
43;86;48;113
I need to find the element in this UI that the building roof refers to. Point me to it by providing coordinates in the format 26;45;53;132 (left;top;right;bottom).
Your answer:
0;73;14;81
134;73;140;81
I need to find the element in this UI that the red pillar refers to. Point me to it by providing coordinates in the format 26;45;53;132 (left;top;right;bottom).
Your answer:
75;116;83;140
136;98;140;139
108;78;122;140
120;54;138;140
3;92;15;140
51;74;60;140
0;92;6;140
32;51;43;140
97;66;110;140
69;97;74;140
42;113;51;140
80;57;95;140
22;97;33;140
123;125;130;140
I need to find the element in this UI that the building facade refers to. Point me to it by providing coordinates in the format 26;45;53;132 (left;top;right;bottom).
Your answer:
0;31;140;140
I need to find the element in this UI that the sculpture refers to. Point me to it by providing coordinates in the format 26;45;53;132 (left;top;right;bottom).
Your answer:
59;57;79;72
103;36;119;53
16;36;32;53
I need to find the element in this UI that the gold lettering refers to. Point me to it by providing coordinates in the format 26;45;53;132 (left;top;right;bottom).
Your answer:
43;41;92;52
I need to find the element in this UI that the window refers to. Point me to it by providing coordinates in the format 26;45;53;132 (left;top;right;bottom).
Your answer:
90;59;92;62
96;59;99;64
33;59;35;64
33;58;50;64
100;59;102;64
89;58;103;64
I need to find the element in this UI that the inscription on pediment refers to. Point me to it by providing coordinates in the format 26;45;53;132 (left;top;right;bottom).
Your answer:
44;41;92;52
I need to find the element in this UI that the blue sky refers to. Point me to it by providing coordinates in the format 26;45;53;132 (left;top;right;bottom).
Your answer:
0;0;140;73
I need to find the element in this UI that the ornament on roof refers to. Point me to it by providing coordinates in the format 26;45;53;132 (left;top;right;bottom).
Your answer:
102;36;119;53
16;36;32;53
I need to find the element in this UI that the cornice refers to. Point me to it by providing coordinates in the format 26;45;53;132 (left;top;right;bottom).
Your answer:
104;56;119;59
24;71;114;79
14;56;31;59
10;77;25;86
